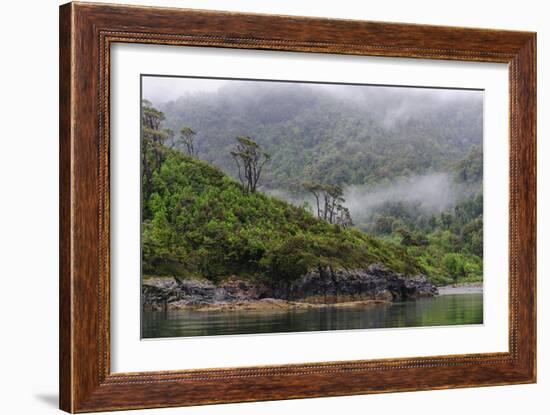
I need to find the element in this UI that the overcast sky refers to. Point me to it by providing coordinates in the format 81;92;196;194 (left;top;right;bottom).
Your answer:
142;75;482;104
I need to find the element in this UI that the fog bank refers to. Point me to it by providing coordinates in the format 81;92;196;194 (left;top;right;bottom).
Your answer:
266;172;477;226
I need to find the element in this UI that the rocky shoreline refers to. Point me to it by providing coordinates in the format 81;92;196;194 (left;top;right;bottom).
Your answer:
438;282;483;295
164;298;391;312
142;264;439;312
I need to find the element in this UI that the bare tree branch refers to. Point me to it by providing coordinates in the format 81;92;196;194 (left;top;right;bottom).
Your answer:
230;136;270;193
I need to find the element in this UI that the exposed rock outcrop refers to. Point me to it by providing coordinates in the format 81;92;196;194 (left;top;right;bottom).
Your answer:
142;276;272;310
142;264;438;311
279;264;438;303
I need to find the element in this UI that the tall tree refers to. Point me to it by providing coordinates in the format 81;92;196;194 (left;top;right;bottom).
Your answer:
302;182;324;218
141;99;169;211
178;126;198;156
230;136;270;193
303;182;352;227
142;99;164;130
335;205;353;228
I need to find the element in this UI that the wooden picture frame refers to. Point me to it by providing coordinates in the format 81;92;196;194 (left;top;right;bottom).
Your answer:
59;2;536;412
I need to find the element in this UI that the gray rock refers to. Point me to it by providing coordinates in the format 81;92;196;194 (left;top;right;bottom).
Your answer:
270;264;436;303
141;265;438;310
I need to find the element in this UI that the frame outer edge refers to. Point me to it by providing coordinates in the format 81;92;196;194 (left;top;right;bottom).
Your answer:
59;2;537;412
508;33;537;383
532;33;537;383
519;33;537;382
59;2;75;413
70;2;103;412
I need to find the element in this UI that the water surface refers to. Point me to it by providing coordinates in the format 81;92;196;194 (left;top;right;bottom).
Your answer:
142;293;483;338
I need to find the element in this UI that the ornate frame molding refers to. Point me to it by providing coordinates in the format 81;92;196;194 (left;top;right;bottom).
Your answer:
60;2;536;412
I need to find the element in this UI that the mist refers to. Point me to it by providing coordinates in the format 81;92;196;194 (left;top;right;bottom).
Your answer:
343;173;467;224
266;172;477;228
143;75;483;230
143;76;483;121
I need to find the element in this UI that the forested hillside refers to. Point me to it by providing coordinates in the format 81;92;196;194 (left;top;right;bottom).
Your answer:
144;81;483;285
141;147;424;288
158;83;482;189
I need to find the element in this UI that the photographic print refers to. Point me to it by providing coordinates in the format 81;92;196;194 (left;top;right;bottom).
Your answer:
140;76;484;339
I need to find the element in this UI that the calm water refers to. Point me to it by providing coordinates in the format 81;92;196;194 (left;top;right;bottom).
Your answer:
142;293;483;338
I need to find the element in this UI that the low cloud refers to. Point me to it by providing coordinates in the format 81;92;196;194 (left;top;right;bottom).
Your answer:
266;172;477;225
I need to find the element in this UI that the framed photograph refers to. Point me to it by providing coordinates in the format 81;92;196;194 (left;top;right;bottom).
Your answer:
59;2;536;412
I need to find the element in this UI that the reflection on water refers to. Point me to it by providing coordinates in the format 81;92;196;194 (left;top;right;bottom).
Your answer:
142;293;483;338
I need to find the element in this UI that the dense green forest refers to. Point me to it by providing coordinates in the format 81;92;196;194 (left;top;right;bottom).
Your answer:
141;149;425;285
158;83;482;189
143;82;483;286
362;144;483;284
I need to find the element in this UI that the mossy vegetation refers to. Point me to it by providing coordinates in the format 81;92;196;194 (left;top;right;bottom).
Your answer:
141;94;483;287
142;150;423;285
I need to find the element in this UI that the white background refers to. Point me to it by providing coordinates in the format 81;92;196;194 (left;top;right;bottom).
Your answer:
0;0;547;414
111;45;509;372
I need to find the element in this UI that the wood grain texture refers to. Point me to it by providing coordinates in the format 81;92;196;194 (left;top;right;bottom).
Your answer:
59;2;537;412
59;3;73;411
